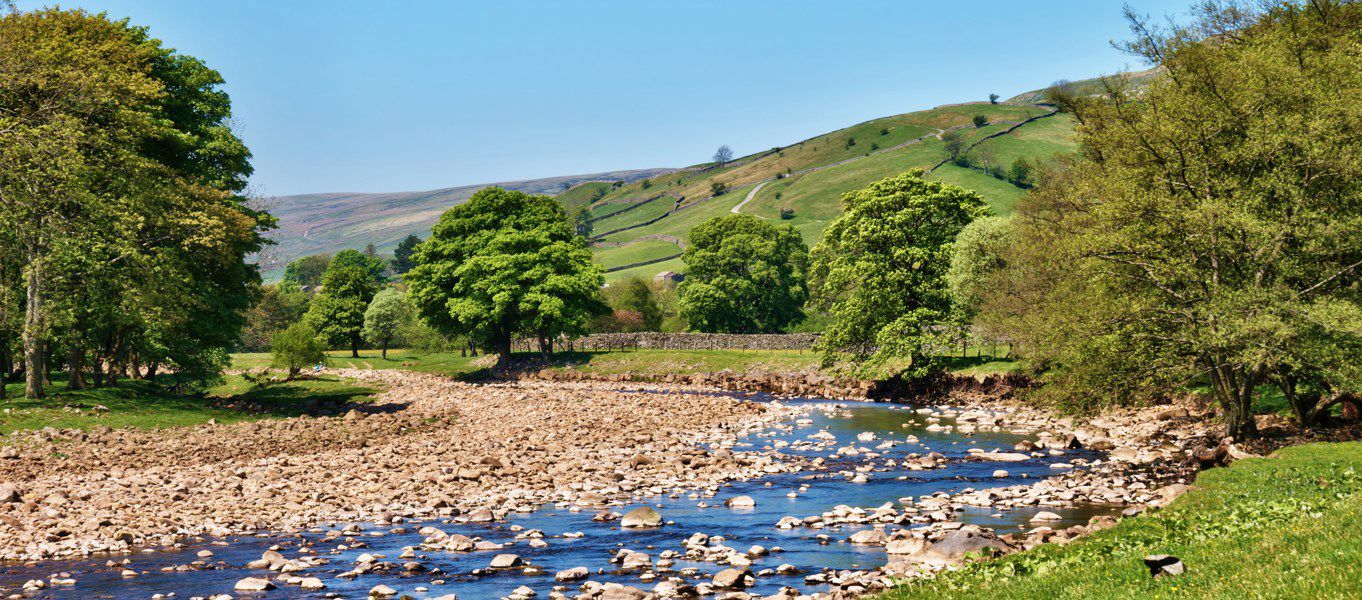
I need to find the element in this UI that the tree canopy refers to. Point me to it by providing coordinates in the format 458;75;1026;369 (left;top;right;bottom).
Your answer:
283;254;330;287
405;187;605;367
390;235;422;275
0;8;269;396
809;171;987;377
678;214;808;333
305;259;377;358
980;0;1362;438
362;288;412;359
329;248;386;284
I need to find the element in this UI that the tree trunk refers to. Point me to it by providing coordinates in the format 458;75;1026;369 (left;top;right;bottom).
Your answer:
381;339;388;360
145;361;159;379
493;330;512;374
1209;360;1259;439
351;337;359;358
67;345;86;391
22;258;45;399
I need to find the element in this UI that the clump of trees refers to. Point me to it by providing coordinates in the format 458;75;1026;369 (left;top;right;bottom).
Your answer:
305;254;380;358
271;322;326;380
0;8;271;397
975;0;1362;438
595;278;664;333
809;172;987;377
283;254;330;287
405;187;605;368
678;214;808;333
362;288;412;359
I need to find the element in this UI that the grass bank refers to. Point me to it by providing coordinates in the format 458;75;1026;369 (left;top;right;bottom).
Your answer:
0;374;377;434
232;347;1020;381
881;442;1362;599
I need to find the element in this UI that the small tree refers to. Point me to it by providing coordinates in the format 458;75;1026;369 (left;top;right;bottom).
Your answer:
271;322;326;380
362;288;412;359
710;181;728;196
989;93;1000;104
390;235;422;275
283;254;331;287
779;208;795;220
942;129;965;160
617;278;662;331
1007;158;1034;188
972;114;988;128
712;145;734;166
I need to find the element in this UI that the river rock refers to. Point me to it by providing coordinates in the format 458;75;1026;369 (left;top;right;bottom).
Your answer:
300;577;325;589
370;584;398;597
556;566;589;581
1030;511;1062;522
621;506;663;528
713;567;752;589
490;553;523;568
234;577;276;591
725;495;756;508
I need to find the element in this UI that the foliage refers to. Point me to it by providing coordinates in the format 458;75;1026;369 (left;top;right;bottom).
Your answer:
0;8;270;398
779;208;795;220
270;321;326;379
710;181;729;196
239;281;310;351
328;248;385;284
390;234;421;275
405;187;605;367
972;114;989;127
361;288;412;358
604;277;663;331
946;216;1013;324
400;318;459;354
678;214;808;333
569;205;593;238
305;261;377;357
981;0;1362;437
283;254;330;287
809;171;987;377
989;93;1000;104
942;129;965;159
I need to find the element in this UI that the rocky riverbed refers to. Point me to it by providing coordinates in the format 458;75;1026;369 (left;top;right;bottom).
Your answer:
0;370;1221;599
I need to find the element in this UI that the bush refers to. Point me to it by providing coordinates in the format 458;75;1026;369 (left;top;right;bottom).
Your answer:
880;127;889;135
640;179;652;189
779;208;795;220
271;322;327;379
972;114;988;127
710;181;728;196
400;319;457;354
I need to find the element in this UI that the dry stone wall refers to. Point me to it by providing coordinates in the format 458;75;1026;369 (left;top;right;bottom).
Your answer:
568;332;819;351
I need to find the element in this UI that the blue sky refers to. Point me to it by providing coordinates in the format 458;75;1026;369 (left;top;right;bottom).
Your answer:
24;1;1190;196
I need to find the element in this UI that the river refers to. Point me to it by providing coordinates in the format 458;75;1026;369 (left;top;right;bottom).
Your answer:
0;390;1115;599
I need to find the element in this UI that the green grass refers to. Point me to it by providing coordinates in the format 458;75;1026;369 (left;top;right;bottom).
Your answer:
590;195;676;233
604;256;685;283
597;184;752;245
926;163;1029;215
881;441;1362;599
0;374;377;434
595;240;684;270
554;181;613;209
967;112;1079;170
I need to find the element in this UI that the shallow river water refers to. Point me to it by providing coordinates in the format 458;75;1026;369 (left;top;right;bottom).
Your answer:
1;390;1115;599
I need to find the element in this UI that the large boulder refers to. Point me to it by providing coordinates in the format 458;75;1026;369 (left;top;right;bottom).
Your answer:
234;577;276;591
620;506;663;528
490;554;524;569
725;495;756;508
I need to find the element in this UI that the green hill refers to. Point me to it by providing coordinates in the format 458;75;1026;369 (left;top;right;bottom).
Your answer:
583;101;1080;282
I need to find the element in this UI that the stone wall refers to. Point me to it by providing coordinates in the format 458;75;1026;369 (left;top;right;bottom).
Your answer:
568;332;819;351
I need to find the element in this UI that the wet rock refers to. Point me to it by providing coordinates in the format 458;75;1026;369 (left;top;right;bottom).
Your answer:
621;506;663;528
713;567;752;589
490;553;523;569
234;577;276;591
1030;511;1062;522
300;577;325;589
555;566;589;581
369;584;398;597
726;495;756;508
848;529;886;545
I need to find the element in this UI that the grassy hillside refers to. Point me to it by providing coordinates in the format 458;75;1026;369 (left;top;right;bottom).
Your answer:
579;101;1078;278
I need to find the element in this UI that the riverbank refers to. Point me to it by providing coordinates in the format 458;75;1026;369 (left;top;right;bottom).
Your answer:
0;370;797;562
877;441;1362;599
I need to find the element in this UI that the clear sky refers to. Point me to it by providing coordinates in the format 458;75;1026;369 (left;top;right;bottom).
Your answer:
22;0;1191;197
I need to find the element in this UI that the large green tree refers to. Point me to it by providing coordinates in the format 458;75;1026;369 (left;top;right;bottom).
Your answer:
0;9;268;397
677;214;808;333
305;261;377;358
809;171;987;377
406;187;604;368
329;248;386;284
984;1;1362;437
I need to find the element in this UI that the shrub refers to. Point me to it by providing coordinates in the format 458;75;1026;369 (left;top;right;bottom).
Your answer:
640;179;652;189
880;127;889;135
710;181;728;196
989;93;1000;104
780;208;795;220
972;114;988;127
271;322;327;379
